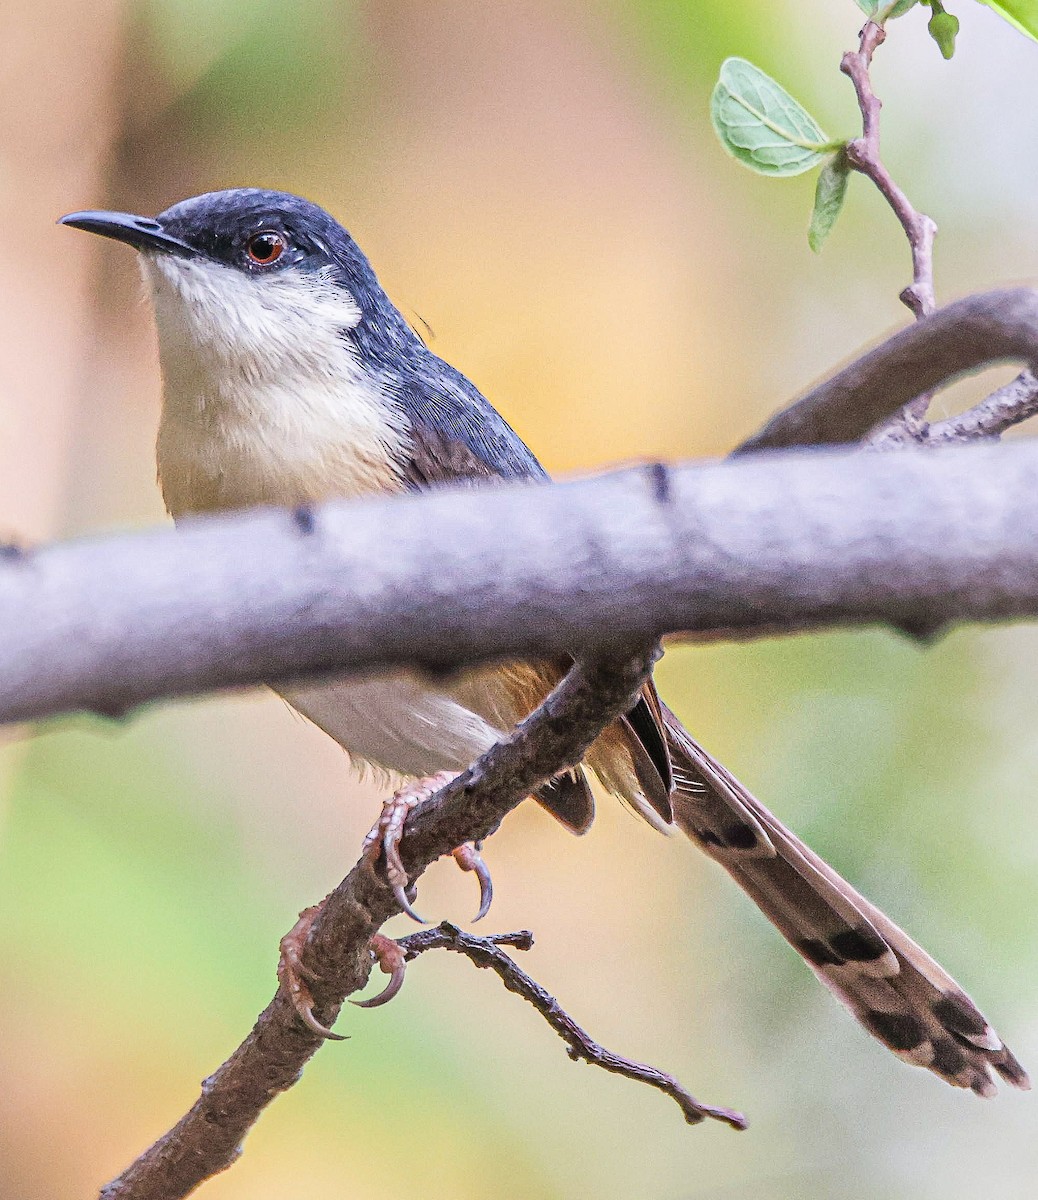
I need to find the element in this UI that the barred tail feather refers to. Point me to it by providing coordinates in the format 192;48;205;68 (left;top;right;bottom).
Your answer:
661;704;1029;1096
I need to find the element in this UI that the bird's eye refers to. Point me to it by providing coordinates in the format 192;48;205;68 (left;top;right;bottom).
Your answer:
246;231;286;266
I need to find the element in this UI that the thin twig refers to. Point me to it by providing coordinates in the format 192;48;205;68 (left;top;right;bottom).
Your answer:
928;367;1038;444
841;21;938;319
396;923;747;1130
397;925;536;957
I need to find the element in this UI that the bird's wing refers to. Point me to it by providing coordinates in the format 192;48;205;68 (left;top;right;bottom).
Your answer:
392;366;673;829
394;366;550;487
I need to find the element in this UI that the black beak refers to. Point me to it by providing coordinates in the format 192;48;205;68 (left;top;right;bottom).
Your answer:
58;210;198;258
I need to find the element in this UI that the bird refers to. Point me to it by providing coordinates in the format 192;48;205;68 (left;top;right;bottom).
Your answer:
60;188;1028;1097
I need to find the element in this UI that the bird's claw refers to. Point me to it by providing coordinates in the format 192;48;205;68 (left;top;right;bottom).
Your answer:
295;996;346;1041
351;933;407;1008
453;841;494;922
362;774;496;923
278;903;347;1041
279;911;406;1028
392;882;426;924
279;779;496;1032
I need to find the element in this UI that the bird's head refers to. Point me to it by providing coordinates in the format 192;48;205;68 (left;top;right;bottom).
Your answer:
59;189;431;513
58;188;536;516
60;188;416;387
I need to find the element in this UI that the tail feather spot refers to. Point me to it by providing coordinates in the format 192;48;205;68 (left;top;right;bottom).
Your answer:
830;928;890;964
862;1010;927;1053
933;993;998;1048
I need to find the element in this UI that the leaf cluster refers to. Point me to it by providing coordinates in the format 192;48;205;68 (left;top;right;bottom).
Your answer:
856;0;1033;44
711;0;1037;252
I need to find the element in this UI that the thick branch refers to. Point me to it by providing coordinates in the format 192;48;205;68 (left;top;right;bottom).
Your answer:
397;924;746;1130
100;650;657;1200
737;288;1038;451
8;438;1038;725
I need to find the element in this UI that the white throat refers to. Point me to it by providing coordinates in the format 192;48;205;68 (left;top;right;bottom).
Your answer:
143;253;408;517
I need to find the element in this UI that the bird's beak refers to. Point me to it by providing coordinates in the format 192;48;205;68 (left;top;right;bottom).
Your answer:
58;210;198;258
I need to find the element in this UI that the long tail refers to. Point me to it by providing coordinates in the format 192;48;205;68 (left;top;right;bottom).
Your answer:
662;704;1029;1097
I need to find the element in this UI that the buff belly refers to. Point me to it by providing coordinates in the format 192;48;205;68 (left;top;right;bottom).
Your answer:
282;670;507;779
284;661;666;834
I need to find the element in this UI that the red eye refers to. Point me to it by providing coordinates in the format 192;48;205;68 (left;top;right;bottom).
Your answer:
246;231;286;265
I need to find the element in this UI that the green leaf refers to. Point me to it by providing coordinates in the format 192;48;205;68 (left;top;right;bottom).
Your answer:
882;0;920;17
928;8;961;54
808;151;851;253
854;0;880;13
978;1;1038;42
710;58;835;178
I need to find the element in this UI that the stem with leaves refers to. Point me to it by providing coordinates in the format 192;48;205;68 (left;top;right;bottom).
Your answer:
712;3;1038;446
839;16;939;434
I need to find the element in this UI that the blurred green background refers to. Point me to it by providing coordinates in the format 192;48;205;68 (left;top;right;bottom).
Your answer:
0;1;1035;1197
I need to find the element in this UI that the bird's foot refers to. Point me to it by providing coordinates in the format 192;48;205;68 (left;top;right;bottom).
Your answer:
362;772;455;921
362;772;493;922
277;900;347;1040
279;905;409;1033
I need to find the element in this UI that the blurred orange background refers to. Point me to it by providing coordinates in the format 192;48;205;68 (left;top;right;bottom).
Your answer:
0;2;1036;1197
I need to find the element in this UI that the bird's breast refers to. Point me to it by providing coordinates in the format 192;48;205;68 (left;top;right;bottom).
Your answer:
146;251;412;517
156;378;409;517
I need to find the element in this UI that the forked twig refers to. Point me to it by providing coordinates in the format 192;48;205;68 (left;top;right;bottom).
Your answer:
99;651;659;1200
869;365;1038;449
397;923;746;1131
927;367;1038;444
